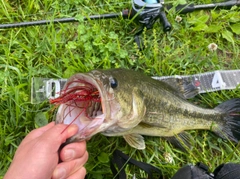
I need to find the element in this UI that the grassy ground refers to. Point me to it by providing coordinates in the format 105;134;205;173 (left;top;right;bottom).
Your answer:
0;0;240;178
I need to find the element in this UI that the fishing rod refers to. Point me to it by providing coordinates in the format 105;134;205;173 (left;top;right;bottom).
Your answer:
1;0;240;48
1;0;239;29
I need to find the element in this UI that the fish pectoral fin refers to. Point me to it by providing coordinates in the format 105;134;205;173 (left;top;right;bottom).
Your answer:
123;134;146;150
164;131;194;151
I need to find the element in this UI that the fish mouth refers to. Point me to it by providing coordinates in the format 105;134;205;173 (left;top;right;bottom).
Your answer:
54;73;111;141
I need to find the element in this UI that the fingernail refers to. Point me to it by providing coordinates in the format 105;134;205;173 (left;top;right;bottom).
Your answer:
67;124;78;135
53;167;66;179
64;149;75;160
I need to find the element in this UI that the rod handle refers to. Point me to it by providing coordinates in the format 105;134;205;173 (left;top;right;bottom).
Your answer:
159;10;171;32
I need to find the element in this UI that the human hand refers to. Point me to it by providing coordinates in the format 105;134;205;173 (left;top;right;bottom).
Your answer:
4;122;88;179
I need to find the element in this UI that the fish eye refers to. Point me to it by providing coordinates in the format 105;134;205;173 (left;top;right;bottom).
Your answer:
110;77;118;89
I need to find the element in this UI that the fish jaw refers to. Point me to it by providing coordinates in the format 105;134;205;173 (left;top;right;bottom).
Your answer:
55;73;120;142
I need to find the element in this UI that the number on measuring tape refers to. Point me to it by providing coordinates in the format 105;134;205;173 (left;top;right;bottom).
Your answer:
46;79;61;99
211;71;226;89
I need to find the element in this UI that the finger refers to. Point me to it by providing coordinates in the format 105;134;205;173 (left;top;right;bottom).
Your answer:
40;124;79;147
37;122;55;133
21;122;55;144
52;151;88;179
67;167;86;179
60;141;87;162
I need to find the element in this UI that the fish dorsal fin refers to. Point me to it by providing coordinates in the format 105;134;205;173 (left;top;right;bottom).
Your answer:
160;77;199;99
164;131;194;151
123;134;146;150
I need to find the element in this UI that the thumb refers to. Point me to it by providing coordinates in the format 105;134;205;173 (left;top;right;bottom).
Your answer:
40;124;79;148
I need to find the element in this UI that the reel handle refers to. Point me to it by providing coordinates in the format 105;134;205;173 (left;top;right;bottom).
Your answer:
159;10;171;32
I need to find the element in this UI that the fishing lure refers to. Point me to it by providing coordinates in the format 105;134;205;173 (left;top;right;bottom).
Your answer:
50;79;101;133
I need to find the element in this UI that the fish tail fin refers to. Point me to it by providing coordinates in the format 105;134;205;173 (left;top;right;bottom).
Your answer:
214;98;240;142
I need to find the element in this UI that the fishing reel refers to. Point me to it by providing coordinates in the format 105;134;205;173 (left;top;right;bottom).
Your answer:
131;0;172;49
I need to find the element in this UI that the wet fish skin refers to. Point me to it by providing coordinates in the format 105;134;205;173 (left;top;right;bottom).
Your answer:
56;68;240;150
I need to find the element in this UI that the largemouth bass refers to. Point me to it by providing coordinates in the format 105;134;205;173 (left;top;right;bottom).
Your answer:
53;68;240;149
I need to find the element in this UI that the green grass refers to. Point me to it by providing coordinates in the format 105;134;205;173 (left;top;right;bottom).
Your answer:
0;0;240;178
